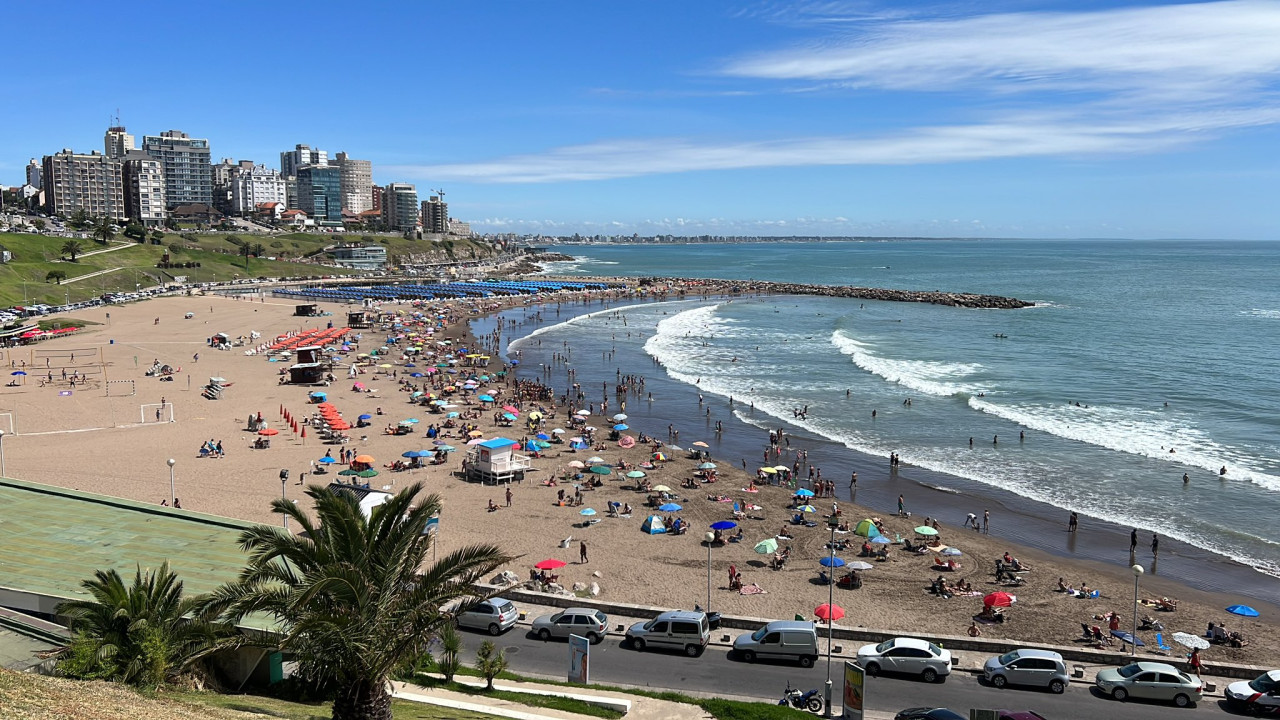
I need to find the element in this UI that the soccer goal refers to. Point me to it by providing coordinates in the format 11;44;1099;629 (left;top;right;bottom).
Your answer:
140;403;176;424
0;412;14;435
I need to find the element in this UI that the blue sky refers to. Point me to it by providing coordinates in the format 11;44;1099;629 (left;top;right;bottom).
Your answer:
5;0;1280;239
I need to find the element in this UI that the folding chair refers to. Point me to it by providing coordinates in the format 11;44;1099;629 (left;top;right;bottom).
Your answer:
1155;633;1173;652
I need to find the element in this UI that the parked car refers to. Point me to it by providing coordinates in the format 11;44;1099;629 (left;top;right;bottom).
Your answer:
625;610;709;656
1225;669;1280;714
983;648;1070;693
857;637;952;683
732;620;819;667
895;709;965;720
531;607;608;643
455;598;518;636
991;713;1048;720
1095;661;1202;707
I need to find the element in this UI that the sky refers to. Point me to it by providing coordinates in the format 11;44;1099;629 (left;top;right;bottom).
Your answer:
5;0;1280;239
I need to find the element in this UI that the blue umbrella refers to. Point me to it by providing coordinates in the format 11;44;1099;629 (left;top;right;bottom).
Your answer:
405;363;416;368
613;423;629;431
445;412;460;418
537;433;550;440
10;371;26;376
503;412;517;421
358;414;373;420
402;450;425;458
819;556;847;568
317;456;337;464
710;520;738;530
580;508;597;516
795;488;815;497
870;535;892;544
659;503;682;512
478;394;495;402
1111;630;1145;647
410;372;424;377
941;547;963;556
1227;604;1260;617
437;445;456;452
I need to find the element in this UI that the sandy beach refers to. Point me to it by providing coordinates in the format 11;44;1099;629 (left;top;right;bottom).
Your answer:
2;286;1275;670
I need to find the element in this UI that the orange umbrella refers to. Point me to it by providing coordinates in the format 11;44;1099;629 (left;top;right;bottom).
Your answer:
354;455;375;464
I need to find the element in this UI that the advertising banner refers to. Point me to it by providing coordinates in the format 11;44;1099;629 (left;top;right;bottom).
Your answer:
842;660;864;719
568;634;590;684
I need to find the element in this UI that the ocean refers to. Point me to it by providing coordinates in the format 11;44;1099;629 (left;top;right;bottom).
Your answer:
479;239;1280;600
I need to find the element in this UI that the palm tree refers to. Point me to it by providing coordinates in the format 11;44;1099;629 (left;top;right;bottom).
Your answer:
60;239;84;262
203;483;512;720
57;562;236;690
93;218;116;244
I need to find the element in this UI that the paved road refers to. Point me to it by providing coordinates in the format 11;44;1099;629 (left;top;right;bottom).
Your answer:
458;628;1235;719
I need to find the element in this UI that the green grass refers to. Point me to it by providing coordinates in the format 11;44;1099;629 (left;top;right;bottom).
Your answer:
448;667;810;720
168;690;505;719
36;316;101;331
415;676;623;719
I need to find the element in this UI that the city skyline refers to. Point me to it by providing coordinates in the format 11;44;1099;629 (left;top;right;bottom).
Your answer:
4;1;1280;239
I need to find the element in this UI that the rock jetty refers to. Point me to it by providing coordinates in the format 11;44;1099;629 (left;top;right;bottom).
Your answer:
743;281;1033;309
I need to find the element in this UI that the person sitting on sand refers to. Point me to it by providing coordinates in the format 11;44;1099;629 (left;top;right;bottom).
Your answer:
1011;556;1032;571
1079;581;1093;596
1057;577;1070;592
968;621;982;637
778;527;794;540
622;503;632;516
487;499;498;512
730;528;744;543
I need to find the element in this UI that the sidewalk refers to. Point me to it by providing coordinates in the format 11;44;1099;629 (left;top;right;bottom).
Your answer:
392;676;713;720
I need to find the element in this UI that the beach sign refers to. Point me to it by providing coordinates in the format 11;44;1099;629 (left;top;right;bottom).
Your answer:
842;660;864;719
568;634;590;684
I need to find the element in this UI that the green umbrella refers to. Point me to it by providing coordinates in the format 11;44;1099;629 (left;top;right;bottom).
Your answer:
626;470;647;478
914;526;939;536
535;440;552;448
754;538;779;554
796;504;817;513
590;466;613;475
357;469;379;478
338;469;360;476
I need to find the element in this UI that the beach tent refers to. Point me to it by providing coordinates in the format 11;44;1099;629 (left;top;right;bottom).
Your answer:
854;519;881;538
641;515;668;535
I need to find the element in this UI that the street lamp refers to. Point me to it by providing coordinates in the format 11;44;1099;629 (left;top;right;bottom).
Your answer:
280;469;290;530
167;458;176;506
824;513;839;718
704;531;715;612
1131;564;1144;656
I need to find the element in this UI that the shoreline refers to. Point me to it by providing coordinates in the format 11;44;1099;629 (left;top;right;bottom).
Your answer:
0;283;1273;670
479;287;1280;606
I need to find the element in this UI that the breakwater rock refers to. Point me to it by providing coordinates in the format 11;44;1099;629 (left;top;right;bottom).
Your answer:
756;281;1033;309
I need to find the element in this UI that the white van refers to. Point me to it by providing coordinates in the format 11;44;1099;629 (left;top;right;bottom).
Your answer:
626;610;710;657
733;620;820;667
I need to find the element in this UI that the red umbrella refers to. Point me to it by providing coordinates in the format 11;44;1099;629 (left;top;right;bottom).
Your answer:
502;405;520;414
814;603;845;622
984;591;1016;608
258;428;279;436
534;559;567;570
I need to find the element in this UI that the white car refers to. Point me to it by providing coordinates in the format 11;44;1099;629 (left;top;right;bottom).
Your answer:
1225;669;1280;714
857;637;952;683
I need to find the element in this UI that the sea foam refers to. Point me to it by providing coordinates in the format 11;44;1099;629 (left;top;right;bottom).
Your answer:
831;330;982;397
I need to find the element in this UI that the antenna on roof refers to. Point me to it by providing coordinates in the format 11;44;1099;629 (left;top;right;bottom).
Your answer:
434;188;446;200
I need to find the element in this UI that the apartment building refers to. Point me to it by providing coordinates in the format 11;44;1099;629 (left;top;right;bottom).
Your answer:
280;144;327;180
142;130;213;208
121;151;168;225
41;149;126;220
382;183;419;231
333;152;373;213
422;195;448;234
231;164;287;215
296;165;342;224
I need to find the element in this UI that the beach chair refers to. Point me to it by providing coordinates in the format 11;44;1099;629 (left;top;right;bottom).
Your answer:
1155;633;1173;653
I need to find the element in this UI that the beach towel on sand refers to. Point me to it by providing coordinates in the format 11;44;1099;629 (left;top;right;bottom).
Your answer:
739;583;766;595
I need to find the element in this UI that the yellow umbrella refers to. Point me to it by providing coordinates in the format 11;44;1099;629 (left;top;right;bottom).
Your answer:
759;467;777;474
378;363;392;369
652;485;672;492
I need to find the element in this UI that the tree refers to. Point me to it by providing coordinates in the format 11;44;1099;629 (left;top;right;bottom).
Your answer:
436;624;461;684
93;218;117;245
69;208;91;229
56;562;236;691
150;229;166;243
474;640;507;690
46;270;67;284
202;483;512;720
60;239;84;262
164;217;180;230
124;222;146;241
32;218;46;232
250;243;266;258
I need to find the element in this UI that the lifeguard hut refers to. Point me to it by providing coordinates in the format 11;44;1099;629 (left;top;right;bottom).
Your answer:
294;303;319;317
347;310;371;328
465;437;531;485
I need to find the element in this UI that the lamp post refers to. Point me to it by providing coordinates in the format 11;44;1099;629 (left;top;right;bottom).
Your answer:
1131;564;1144;656
0;429;7;477
167;458;176;506
280;469;290;530
825;514;839;718
704;531;715;612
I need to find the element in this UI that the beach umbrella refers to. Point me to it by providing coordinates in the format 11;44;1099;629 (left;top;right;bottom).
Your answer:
914;526;939;536
652;485;672;492
845;561;874;571
1172;632;1210;650
354;454;375;464
502;413;517;421
652;452;667;461
338;469;360;476
402;450;423;458
626;470;647;478
258;428;279;436
529;411;543;421
535;441;551;449
759;467;777;475
576;409;592;416
659;503;682;512
692;441;709;448
357;469;379;478
772;466;791;473
698;462;717;470
984;592;1016;608
587;456;605;464
1111;630;1145;647
612;413;627;421
567;460;585;468
358;414;372;420
795;488;815;497
534;559;567;570
590;466;612;475
409;372;424;378
668;444;683;451
478;394;495;402
10;371;26;376
754;538;779;554
317;456;337;464
613;424;629;431
1227;604;1260;617
580;508;597;516
468;430;485;437
446;412;460;419
819;556;846;568
551;428;566;435
870;535;891;544
796;505;816;513
814;604;845;622
941;547;963;556
437;445;456;452
710;520;738;531
536;433;550;440
502;405;520;414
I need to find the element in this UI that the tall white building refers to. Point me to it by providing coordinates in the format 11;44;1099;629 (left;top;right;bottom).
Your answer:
104;126;136;158
231;164;287;214
122;151;167;225
280;144;327;180
25;158;42;188
382;183;419;231
41;149;126;220
333;152;373;213
142;130;213;207
422;195;448;234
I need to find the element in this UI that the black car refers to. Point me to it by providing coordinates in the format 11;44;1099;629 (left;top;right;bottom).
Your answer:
895;709;966;720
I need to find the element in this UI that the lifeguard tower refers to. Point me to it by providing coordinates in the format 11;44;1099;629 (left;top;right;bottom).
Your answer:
465;438;531;485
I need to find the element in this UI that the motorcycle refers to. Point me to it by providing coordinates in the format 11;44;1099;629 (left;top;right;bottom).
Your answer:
778;680;824;714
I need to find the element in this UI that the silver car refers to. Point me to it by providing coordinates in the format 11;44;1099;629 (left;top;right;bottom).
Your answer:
531;607;609;644
856;637;952;683
1095;661;1203;707
983;649;1069;693
456;598;518;636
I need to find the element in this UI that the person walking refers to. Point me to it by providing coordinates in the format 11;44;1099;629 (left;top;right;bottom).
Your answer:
1068;512;1078;533
1130;528;1138;553
1189;647;1204;675
983;509;990;534
1152;533;1160;557
579;540;588;564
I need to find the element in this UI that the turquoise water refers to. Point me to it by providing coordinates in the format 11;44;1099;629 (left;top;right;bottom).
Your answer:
523;240;1280;579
